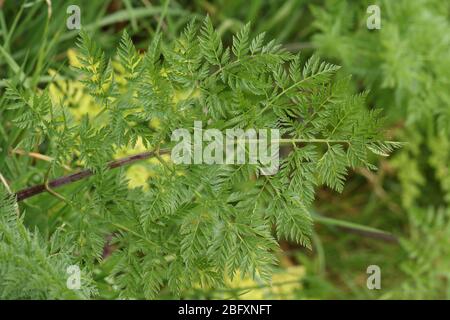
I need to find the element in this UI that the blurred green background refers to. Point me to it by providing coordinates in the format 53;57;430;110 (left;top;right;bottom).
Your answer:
1;0;449;299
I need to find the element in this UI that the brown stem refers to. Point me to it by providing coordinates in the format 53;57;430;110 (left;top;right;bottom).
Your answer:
14;148;398;244
15;148;170;202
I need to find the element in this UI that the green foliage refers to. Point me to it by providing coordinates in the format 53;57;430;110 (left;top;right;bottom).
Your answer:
311;0;450;207
0;187;95;299
390;207;450;299
311;0;450;298
1;18;390;299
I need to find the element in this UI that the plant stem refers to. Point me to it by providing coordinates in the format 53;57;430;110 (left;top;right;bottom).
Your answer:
13;148;399;244
278;138;351;145
11;149;72;171
0;171;20;216
311;212;399;243
15;148;170;202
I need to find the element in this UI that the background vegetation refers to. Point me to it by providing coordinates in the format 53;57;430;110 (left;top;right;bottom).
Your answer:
0;0;449;299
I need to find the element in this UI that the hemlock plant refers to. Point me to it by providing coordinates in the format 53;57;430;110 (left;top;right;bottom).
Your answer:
1;18;397;299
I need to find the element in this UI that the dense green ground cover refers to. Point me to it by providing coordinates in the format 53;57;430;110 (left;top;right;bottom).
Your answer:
1;0;449;299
